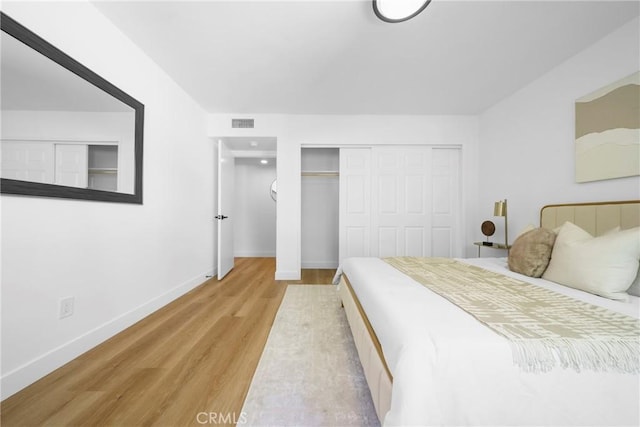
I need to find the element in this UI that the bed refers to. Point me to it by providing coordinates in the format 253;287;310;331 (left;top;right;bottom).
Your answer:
335;200;640;426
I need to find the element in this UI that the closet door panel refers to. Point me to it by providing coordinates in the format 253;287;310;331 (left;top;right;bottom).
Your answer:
377;174;399;214
405;148;432;257
405;174;425;214
1;141;54;183
345;227;369;259
372;147;431;257
378;227;400;258
431;148;461;257
346;175;368;214
405;227;425;256
432;228;453;257
339;148;372;262
55;144;88;188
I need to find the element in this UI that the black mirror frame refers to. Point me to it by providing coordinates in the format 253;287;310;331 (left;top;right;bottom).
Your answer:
0;12;144;204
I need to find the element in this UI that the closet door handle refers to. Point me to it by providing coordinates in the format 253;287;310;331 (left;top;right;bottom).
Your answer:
215;215;228;220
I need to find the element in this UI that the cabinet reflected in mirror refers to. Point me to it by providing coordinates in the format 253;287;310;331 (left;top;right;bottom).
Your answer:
0;12;144;203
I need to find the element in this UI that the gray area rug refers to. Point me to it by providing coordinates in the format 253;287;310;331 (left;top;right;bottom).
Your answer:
240;285;380;427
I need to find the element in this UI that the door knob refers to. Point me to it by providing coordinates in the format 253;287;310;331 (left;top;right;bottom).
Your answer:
215;215;229;220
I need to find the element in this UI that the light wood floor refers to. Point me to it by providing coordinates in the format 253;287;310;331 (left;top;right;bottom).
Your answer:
0;258;336;426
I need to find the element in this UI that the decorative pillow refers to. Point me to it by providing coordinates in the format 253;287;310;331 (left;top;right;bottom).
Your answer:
508;228;556;277
515;224;536;239
627;265;640;297
542;222;640;301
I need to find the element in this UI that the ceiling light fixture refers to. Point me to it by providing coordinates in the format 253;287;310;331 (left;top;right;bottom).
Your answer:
260;159;268;165
373;0;432;23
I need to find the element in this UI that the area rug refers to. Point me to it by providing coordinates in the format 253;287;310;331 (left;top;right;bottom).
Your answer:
240;285;380;426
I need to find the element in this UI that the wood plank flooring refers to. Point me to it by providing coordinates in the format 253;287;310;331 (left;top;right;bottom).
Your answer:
0;258;336;426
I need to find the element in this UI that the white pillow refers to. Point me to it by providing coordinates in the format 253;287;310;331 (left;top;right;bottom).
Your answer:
542;222;640;301
604;227;637;297
627;265;640;297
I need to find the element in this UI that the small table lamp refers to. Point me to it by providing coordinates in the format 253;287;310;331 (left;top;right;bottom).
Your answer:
494;199;508;247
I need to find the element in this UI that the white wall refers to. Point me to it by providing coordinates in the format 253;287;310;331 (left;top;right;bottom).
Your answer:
0;2;215;398
208;114;480;279
233;158;276;257
478;17;640;244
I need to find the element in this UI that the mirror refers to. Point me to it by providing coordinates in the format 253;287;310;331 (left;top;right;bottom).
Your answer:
270;180;277;202
0;13;144;204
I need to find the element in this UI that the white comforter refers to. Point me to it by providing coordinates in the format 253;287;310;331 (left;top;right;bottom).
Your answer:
339;257;640;427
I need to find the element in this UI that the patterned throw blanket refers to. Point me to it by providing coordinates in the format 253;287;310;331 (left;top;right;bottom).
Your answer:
384;257;640;374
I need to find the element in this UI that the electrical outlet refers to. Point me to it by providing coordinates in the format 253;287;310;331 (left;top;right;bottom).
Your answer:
59;296;74;319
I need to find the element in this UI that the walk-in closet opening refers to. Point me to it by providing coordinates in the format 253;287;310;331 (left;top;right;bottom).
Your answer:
301;147;339;269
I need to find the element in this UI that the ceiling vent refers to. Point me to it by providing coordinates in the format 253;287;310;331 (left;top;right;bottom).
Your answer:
232;118;254;129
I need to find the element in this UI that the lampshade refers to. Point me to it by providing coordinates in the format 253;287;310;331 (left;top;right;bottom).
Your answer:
373;0;432;23
494;200;507;217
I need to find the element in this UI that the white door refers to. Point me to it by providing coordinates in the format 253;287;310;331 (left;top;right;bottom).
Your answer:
371;146;432;258
431;148;462;257
55;144;88;188
1;141;55;183
339;148;372;263
339;145;462;261
217;141;235;279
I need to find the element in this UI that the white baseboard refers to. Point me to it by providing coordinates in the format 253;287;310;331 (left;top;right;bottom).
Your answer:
0;268;216;400
301;261;339;269
275;270;301;280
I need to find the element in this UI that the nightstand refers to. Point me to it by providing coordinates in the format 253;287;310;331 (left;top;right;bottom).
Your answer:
473;242;511;257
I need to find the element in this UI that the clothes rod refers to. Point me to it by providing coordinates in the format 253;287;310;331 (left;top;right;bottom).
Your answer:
88;170;118;175
301;171;339;177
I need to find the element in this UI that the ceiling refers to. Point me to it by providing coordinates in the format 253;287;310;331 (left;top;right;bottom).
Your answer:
93;1;639;115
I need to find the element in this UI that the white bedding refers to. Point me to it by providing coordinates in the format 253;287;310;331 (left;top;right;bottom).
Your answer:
339;256;640;427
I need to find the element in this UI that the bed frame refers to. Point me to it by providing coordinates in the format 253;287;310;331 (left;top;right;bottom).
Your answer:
338;276;392;421
540;200;640;235
339;199;640;423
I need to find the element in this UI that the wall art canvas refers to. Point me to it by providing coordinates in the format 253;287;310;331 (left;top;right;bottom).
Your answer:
575;71;640;183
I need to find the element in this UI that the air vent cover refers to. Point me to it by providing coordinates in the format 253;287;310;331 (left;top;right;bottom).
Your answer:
232;118;255;129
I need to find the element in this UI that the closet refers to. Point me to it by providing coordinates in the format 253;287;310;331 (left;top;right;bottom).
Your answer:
339;146;461;263
1;140;120;191
301;148;339;268
87;145;118;191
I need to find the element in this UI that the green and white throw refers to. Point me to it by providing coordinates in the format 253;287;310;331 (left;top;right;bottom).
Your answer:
384;257;640;373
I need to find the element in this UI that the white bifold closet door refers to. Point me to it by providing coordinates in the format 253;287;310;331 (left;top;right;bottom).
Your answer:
55;144;88;188
339;148;372;261
430;147;462;257
1;141;55;184
339;146;461;263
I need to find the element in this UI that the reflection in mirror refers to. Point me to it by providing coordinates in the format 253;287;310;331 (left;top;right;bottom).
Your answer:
270;180;277;202
0;12;144;203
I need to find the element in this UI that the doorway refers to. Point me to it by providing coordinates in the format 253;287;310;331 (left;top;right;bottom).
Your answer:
301;147;339;269
234;157;276;257
215;137;277;279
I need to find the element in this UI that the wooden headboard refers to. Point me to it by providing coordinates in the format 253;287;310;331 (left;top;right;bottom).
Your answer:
540;200;640;237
